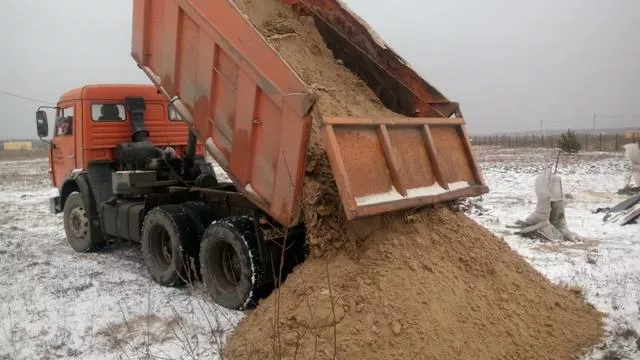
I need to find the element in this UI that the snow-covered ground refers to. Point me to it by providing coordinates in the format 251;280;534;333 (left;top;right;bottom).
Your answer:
0;159;241;359
467;146;640;359
0;147;638;359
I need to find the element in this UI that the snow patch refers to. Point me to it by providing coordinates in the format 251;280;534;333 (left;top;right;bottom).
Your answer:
355;181;470;206
0;158;241;359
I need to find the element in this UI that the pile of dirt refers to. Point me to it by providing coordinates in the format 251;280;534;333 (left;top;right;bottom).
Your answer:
226;207;602;359
225;1;603;359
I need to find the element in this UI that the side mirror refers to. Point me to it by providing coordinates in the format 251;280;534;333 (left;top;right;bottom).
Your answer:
36;110;49;138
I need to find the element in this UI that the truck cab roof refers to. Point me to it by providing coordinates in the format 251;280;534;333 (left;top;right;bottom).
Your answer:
59;84;164;103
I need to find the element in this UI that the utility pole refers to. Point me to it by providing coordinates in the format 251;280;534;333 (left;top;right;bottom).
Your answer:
592;113;596;131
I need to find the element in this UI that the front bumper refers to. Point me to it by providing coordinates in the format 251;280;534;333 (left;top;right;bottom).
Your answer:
49;196;61;214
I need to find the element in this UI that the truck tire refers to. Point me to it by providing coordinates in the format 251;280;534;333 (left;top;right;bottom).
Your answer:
63;192;100;253
199;216;263;310
141;205;201;287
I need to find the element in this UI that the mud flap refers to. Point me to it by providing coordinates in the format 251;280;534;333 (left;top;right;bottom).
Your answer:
49;196;61;214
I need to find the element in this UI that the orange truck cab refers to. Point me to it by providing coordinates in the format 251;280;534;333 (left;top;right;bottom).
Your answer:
37;84;213;213
41;84;204;190
35;83;305;311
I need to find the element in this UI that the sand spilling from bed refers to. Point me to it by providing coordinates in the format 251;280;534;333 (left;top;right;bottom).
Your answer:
224;1;603;359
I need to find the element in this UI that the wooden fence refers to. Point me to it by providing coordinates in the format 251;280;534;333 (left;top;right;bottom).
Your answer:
471;133;639;152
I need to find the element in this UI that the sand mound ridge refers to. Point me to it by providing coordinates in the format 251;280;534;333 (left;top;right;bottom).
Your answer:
225;1;603;359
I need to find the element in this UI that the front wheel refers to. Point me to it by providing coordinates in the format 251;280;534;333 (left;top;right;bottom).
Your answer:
199;217;263;310
63;192;100;252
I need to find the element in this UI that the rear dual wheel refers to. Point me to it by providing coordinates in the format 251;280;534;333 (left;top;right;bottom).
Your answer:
199;217;263;310
141;203;213;287
142;206;276;311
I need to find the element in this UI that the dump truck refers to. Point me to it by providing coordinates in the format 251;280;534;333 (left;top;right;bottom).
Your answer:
35;0;488;310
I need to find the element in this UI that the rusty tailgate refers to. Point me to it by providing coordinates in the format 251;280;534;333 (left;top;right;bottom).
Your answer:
321;116;487;219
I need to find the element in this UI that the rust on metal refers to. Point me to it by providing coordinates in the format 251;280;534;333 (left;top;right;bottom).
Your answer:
321;116;488;220
420;124;448;190
458;125;486;186
320;120;357;212
377;124;407;196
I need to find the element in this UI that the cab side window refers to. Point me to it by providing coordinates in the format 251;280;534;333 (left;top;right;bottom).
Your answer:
55;106;74;136
91;104;126;121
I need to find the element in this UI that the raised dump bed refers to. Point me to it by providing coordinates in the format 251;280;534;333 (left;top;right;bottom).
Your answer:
131;0;488;226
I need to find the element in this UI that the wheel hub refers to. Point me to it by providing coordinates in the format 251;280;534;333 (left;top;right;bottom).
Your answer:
69;207;88;238
221;245;241;286
161;235;173;264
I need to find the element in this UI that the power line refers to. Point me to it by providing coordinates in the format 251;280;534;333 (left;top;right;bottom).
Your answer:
0;89;54;105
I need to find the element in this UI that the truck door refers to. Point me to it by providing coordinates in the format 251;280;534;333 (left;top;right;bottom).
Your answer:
51;103;77;187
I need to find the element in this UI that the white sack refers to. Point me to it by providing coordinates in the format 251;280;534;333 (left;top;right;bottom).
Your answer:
623;143;640;185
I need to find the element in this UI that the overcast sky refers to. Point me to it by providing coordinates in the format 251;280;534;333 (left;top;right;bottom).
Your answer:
1;0;638;139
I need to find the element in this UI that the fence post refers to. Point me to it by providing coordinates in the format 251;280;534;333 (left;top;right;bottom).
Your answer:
615;133;618;151
599;133;602;151
585;134;589;151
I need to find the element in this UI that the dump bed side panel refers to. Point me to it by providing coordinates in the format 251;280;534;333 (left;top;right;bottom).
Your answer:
284;0;459;118
132;0;316;226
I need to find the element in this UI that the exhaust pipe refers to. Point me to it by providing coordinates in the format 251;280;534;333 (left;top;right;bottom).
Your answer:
124;97;148;142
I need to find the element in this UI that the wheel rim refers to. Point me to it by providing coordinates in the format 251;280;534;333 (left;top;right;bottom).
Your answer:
148;224;173;269
69;206;88;239
212;240;242;293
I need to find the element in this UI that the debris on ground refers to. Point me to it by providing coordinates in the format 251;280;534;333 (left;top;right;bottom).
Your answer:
602;194;640;226
616;185;640;196
622;143;640;188
510;166;580;241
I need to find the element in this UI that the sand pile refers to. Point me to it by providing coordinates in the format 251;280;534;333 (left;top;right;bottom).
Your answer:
225;1;603;359
226;207;601;359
